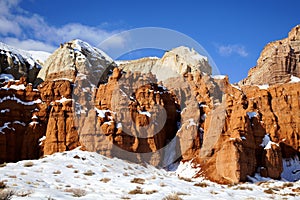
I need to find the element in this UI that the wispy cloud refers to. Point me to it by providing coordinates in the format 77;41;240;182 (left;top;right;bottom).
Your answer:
0;0;122;52
216;44;249;57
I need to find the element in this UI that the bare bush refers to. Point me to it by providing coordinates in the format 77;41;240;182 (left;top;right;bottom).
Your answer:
130;178;145;184
64;188;86;197
162;193;183;200
23;161;34;167
0;189;14;200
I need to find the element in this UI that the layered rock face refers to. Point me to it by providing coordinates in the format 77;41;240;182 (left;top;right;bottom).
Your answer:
240;25;300;85
198;78;300;184
118;46;212;81
0;78;46;163
37;40;114;155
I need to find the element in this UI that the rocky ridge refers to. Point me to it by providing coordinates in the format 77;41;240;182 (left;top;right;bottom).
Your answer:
0;42;43;84
240;25;300;85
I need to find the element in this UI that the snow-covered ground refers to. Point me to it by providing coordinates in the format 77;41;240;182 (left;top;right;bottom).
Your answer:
0;149;300;200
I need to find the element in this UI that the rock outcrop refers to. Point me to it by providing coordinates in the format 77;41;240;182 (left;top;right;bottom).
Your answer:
197;77;300;183
240;25;300;85
0;42;42;84
0;78;46;163
36;40;115;155
0;27;300;185
118;46;211;81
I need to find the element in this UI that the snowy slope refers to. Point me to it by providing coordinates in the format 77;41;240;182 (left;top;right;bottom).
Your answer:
27;51;51;64
0;149;299;200
0;42;42;68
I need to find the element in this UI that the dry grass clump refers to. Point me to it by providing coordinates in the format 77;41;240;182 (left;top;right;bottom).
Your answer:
23;161;34;167
128;186;143;195
264;188;274;194
194;182;208;187
52;170;61;175
0;189;14;200
130;178;145;184
162;193;183;200
100;178;111;183
64;188;86;197
83;170;95;176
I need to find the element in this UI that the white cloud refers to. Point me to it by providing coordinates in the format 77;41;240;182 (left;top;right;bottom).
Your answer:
0;0;123;53
217;44;248;57
2;37;56;52
0;17;21;36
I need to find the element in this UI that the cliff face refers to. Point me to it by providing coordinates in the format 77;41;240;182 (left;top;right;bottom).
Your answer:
240;25;300;85
0;78;46;163
198;78;300;183
0;27;300;185
0;42;42;84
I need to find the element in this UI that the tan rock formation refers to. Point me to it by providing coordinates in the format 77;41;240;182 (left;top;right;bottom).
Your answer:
240;25;300;85
118;46;211;81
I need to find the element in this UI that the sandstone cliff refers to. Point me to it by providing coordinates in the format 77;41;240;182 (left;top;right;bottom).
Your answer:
0;78;46;163
240;25;300;85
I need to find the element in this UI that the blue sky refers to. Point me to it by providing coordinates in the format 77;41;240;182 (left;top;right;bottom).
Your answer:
1;0;300;82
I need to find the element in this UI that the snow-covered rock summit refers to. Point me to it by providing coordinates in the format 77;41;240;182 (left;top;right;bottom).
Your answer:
118;46;212;81
0;42;43;83
37;39;114;84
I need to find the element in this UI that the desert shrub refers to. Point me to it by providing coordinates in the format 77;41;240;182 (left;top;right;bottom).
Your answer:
0;163;6;168
64;188;86;197
23;161;34;167
145;190;158;195
83;170;94;176
101;168;109;173
15;190;32;197
100;178;111;183
233;186;253;191
162;193;183;200
264;188;274;194
128;186;143;195
194;182;208;187
130;178;145;184
160;182;167;187
282;182;294;187
66;164;74;168
0;181;6;189
0;189;14;200
178;176;192;182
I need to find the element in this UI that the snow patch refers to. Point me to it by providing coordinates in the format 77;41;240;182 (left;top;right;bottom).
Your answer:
212;75;226;79
247;112;257;119
0;73;14;82
290;75;300;83
4;84;26;90
264;141;278;150
176;160;202;179
260;134;271;148
0;96;41;105
95;108;111;118
0;109;10;113
258;84;269;90
231;84;241;90
138;110;151;117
